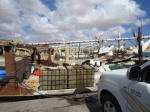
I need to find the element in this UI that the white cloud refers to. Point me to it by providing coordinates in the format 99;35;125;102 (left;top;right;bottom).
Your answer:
0;0;149;43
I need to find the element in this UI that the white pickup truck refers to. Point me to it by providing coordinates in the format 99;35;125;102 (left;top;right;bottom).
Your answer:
98;60;150;112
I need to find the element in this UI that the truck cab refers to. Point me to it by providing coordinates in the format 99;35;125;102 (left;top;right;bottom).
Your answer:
98;60;150;112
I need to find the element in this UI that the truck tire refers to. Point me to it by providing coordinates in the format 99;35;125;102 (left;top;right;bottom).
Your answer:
102;94;122;112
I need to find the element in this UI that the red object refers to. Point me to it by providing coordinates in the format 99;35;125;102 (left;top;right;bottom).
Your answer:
33;69;40;76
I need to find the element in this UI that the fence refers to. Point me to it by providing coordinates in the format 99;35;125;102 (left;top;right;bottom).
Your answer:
39;65;94;90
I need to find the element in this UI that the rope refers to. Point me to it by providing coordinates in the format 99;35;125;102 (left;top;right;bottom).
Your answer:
0;75;65;98
0;76;20;91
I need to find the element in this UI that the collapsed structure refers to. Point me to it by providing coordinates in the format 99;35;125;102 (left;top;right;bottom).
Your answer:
0;27;150;96
0;41;94;96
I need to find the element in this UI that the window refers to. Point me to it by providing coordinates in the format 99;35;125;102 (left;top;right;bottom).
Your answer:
143;65;150;83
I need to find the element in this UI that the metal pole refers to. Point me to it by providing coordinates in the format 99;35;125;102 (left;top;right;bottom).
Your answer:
141;20;142;33
118;33;121;54
97;40;100;57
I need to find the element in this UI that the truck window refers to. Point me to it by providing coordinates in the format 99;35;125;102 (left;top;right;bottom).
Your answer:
144;65;150;83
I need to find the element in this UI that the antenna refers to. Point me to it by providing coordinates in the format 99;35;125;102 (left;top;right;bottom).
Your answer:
128;8;138;47
128;8;135;32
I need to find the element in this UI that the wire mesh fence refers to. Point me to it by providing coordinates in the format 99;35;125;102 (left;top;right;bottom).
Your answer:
39;65;94;90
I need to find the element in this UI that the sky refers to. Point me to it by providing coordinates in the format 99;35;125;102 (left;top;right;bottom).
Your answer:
0;0;150;44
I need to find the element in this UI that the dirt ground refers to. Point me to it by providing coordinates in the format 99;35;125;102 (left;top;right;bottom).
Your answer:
0;92;102;112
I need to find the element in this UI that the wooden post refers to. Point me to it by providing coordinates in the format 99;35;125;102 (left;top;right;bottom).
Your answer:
0;41;32;96
137;27;143;65
33;47;37;63
3;41;15;76
65;43;69;62
78;43;80;58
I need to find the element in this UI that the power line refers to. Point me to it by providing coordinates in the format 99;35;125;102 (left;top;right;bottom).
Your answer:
95;26;120;40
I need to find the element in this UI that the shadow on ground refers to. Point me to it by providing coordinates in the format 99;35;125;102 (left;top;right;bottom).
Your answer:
85;94;102;112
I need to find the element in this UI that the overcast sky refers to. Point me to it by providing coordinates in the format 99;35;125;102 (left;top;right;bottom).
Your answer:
0;0;150;43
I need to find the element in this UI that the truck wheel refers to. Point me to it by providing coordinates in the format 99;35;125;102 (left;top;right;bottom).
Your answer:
102;94;122;112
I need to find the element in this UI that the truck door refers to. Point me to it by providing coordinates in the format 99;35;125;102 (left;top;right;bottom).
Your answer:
127;65;150;112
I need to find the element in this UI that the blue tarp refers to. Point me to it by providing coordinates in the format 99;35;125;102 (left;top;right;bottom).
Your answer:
0;70;6;78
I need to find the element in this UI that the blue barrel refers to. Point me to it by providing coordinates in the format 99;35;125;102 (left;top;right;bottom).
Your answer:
0;70;6;78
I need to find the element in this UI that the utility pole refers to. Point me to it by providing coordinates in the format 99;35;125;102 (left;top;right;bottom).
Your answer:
137;27;143;65
98;40;100;57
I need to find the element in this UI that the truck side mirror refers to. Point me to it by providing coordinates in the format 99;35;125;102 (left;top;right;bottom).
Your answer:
127;66;141;80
